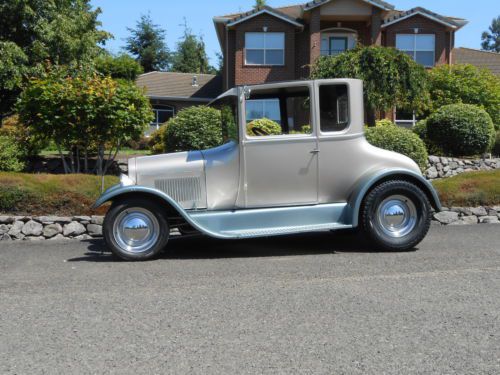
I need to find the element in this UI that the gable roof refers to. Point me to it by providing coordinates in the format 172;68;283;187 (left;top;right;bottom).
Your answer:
304;0;394;11
453;48;500;76
136;72;223;101
382;7;467;29
221;6;304;28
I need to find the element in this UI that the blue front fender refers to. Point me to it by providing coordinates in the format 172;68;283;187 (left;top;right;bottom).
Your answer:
346;168;442;228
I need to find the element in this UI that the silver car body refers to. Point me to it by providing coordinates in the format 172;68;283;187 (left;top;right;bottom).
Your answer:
95;79;441;239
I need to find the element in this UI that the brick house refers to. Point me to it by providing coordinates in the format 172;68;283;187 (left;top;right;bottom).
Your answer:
213;0;468;126
136;72;222;134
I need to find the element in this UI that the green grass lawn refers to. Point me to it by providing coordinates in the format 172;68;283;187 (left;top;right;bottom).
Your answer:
0;170;498;216
432;169;500;207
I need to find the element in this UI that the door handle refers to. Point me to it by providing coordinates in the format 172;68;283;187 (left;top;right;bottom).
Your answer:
310;149;320;154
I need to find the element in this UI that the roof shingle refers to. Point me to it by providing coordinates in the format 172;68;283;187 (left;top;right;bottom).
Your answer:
135;72;223;100
453;48;500;76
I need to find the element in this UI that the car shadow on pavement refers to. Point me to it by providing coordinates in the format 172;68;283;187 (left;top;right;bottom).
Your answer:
68;231;414;262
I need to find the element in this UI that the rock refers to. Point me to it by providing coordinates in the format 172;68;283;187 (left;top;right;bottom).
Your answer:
91;216;104;225
63;221;86;237
22;220;43;236
478;216;500;224
440;157;449;165
8;221;25;239
486;208;497;216
470;207;488;216
456;167;464;174
429;156;440;164
0;234;12;241
426;167;438;179
493;206;500;212
86;224;102;237
75;234;93;240
24;236;45;241
433;211;459;224
449;216;478;225
54;217;72;223
0;216;14;224
0;224;10;235
436;163;443;171
50;234;68;241
73;216;92;222
449;161;459;169
43;223;63;238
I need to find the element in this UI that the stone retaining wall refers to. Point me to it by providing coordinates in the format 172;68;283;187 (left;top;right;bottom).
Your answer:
1;206;499;241
0;216;103;241
425;156;500;180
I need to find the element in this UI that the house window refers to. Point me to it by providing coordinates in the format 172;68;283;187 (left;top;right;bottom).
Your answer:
246;99;281;124
394;108;417;128
328;37;348;56
245;32;285;66
396;34;435;67
148;105;175;135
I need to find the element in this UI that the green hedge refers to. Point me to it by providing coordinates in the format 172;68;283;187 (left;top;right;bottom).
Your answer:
0;135;25;172
426;104;495;156
246;118;282;136
164;106;223;153
365;125;428;171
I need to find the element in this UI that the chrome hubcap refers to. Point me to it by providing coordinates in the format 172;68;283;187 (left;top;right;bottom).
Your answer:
113;208;159;253
376;195;417;238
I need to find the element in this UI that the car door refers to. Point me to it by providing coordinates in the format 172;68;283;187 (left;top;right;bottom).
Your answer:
241;82;319;208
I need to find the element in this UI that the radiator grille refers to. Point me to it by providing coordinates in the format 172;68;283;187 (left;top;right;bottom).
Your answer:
154;177;202;204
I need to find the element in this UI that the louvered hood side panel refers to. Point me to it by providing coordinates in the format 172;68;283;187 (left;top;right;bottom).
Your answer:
134;150;207;209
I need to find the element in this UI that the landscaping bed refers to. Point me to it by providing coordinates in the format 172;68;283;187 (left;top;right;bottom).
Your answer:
0;173;118;216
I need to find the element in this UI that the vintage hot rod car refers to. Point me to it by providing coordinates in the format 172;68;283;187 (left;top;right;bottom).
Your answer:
94;79;441;260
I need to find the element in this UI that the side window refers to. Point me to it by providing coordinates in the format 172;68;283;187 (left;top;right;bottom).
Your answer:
245;86;312;137
319;84;349;133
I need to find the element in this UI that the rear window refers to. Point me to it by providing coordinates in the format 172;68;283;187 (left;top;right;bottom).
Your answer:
319;84;349;132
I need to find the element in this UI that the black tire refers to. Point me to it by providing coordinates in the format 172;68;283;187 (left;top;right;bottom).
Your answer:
103;197;170;261
360;180;431;251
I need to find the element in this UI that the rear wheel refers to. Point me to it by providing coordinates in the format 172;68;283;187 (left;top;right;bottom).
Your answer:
103;198;170;261
360;180;431;251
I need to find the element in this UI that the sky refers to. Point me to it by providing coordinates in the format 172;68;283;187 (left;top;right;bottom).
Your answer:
90;0;499;66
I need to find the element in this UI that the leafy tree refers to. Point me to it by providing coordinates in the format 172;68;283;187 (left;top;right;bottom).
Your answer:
171;25;214;74
310;46;430;126
17;67;153;175
428;64;500;130
94;53;144;80
255;0;267;8
481;16;500;52
125;14;170;72
0;0;111;115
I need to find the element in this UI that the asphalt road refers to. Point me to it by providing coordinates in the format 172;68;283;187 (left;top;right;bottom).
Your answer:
1;225;499;375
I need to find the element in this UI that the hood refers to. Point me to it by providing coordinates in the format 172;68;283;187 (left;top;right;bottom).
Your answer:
128;150;207;209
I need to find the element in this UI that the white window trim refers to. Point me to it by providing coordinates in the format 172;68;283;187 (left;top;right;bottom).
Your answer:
394;108;417;127
396;33;435;68
246;99;281;122
245;32;285;66
151;107;175;130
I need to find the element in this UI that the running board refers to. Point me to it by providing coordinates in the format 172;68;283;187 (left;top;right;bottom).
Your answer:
187;203;352;239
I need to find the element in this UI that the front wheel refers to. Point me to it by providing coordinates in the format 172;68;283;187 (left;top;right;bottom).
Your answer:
360;180;432;251
103;198;170;261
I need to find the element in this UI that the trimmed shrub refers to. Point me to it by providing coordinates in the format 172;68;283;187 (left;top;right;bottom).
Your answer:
0;135;25;172
413;119;444;156
164;106;223;152
375;119;395;127
426;104;495;156
365;126;428;171
247;118;282;136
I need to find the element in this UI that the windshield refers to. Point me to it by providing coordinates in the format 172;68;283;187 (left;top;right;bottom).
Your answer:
210;96;239;143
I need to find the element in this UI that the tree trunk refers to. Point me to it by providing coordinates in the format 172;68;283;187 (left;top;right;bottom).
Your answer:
366;108;376;127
